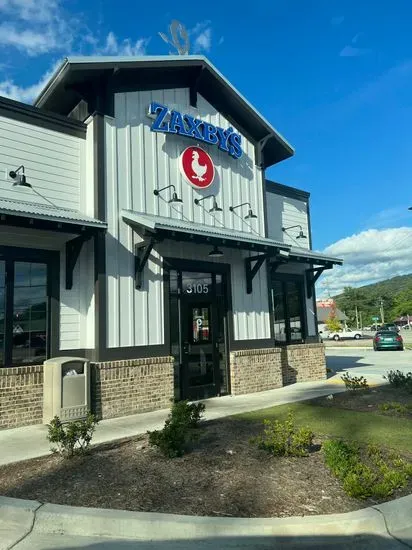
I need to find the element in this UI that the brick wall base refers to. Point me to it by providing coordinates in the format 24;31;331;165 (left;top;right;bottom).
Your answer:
92;356;174;420
281;343;327;385
230;343;326;395
0;365;43;429
230;348;283;395
0;344;325;429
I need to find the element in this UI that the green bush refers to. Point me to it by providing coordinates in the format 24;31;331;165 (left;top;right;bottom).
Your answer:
379;402;412;415
148;400;205;458
384;370;412;393
341;372;369;391
252;411;314;457
323;438;412;499
47;413;98;458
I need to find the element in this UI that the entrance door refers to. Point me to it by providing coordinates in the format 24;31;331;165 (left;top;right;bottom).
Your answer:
169;269;228;401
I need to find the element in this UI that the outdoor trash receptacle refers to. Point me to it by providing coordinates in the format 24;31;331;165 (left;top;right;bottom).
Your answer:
43;357;90;423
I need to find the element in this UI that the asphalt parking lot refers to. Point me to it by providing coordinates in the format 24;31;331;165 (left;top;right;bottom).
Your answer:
326;348;412;382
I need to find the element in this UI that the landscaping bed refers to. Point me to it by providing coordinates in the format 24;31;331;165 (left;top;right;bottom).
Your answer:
0;383;411;518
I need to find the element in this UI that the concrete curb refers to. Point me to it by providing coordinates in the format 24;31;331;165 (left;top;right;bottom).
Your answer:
374;494;412;546
0;495;407;543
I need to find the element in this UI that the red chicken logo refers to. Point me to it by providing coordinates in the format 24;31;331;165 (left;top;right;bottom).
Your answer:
179;146;215;188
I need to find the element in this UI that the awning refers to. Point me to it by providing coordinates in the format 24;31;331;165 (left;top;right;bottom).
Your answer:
0;198;107;231
0;198;107;291
122;209;290;253
287;246;343;266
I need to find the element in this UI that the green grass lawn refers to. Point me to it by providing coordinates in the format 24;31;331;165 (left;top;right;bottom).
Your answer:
235;402;412;454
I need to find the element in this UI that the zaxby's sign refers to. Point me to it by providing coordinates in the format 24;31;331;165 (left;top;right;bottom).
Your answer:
148;102;243;159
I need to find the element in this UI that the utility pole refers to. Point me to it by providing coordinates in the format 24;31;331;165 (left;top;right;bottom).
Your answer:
355;304;359;329
359;310;363;329
379;297;385;324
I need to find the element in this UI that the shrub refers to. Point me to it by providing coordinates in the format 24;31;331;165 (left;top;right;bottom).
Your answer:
378;402;411;415
323;438;412;499
47;413;98;458
341;372;369;391
148;400;205;458
252;411;314;457
384;370;412;393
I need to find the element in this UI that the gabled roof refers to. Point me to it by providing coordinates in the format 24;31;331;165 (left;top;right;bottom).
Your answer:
317;306;348;322
34;55;294;168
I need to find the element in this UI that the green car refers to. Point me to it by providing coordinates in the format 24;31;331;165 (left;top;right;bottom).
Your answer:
373;330;404;351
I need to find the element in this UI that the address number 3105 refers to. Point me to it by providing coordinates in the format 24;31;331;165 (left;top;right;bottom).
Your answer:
185;283;209;294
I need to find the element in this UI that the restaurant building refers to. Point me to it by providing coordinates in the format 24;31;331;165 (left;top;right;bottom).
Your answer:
0;56;342;428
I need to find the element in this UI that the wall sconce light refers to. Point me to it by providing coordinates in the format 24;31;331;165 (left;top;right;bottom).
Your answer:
153;184;183;205
208;245;224;258
194;194;223;213
229;202;258;220
282;224;307;239
9;165;31;188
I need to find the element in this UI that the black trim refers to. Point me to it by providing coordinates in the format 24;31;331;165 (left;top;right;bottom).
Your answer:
270;271;306;344
0;95;86;139
93;113;107;362
306;196;313;250
265;179;310;201
0;213;105;234
245;254;267;294
134;238;155;290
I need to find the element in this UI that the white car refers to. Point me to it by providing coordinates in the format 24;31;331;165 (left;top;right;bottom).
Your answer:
328;328;363;341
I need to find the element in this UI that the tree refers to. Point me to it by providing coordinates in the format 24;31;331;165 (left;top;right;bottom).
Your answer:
325;302;342;332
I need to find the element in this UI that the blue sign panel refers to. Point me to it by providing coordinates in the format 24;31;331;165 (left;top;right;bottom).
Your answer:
148;101;242;159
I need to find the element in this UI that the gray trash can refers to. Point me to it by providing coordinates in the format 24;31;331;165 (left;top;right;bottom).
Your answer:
43;357;90;423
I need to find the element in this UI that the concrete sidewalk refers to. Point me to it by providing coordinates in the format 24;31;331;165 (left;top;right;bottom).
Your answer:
0;378;346;467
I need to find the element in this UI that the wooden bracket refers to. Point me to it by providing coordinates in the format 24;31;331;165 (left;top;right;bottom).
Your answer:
65;233;93;290
305;264;332;298
135;238;155;290
245;254;267;294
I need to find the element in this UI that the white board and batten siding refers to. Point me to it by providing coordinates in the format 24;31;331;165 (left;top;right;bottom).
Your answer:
266;191;309;249
0;113;95;351
105;88;270;348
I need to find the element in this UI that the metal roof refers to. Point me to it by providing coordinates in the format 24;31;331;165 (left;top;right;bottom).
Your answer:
0;198;107;228
34;56;294;167
122;210;290;251
288;246;343;265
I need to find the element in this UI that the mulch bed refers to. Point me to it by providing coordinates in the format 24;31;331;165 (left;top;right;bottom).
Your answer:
310;385;412;415
1;416;411;518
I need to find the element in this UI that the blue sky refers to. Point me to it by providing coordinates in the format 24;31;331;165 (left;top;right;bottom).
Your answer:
1;0;412;294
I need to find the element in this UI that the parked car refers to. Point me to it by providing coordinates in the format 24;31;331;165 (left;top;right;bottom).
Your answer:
373;331;404;351
328;328;363;341
380;323;400;333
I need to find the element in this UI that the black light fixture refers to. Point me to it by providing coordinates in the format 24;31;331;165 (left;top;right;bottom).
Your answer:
282;224;307;239
229;202;258;220
153;184;183;205
208;245;224;258
194;194;223;213
9;165;31;188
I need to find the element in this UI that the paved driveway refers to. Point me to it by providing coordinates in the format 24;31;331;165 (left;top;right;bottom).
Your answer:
326;348;412;384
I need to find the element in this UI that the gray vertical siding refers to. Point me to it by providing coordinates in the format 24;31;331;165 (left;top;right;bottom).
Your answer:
104;89;268;347
266;192;309;248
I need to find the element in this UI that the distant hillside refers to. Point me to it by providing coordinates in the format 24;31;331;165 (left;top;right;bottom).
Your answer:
332;273;412;325
335;273;412;300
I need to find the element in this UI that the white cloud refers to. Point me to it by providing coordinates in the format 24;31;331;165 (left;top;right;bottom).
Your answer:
194;28;212;52
0;0;58;23
0;23;62;55
331;16;344;25
340;45;369;57
99;31;149;56
318;227;412;296
0;59;62;102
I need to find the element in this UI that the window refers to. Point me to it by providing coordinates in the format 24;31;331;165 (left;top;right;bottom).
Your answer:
271;277;305;343
0;248;57;367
